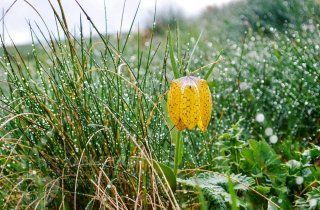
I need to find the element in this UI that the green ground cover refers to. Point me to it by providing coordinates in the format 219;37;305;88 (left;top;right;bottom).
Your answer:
0;0;319;209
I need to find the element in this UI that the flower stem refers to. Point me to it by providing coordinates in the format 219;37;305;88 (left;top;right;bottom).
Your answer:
174;131;183;175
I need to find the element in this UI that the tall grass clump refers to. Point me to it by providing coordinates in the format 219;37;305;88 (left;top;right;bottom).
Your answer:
0;1;178;209
1;0;320;209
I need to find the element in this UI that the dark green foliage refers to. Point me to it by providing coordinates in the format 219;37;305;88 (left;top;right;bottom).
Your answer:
0;0;320;208
242;0;318;32
241;140;288;185
178;172;255;210
199;0;320;39
295;187;320;209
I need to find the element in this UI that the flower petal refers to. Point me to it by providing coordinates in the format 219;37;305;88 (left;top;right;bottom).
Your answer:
168;80;182;128
181;81;200;130
196;79;212;132
175;119;187;131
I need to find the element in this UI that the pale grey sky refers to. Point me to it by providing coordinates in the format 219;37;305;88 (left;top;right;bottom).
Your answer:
1;0;234;45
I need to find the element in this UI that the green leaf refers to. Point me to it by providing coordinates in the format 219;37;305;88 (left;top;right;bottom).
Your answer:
309;144;320;160
153;161;177;191
295;186;320;209
168;30;179;79
160;97;179;144
178;172;255;209
174;131;183;174
273;45;281;61
228;176;239;210
186;30;203;73
254;185;271;194
198;187;209;210
241;140;288;185
204;50;223;80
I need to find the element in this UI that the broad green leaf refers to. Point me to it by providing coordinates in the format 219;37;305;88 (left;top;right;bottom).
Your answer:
153;161;177;191
241;140;288;185
254;185;271;194
160;98;179;144
178;172;255;209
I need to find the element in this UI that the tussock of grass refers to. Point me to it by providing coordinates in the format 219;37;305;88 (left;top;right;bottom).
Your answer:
0;1;178;209
0;0;320;209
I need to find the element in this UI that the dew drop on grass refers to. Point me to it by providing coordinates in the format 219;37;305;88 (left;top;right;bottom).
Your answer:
295;176;304;185
269;135;278;144
255;113;265;123
303;168;312;177
309;198;318;208
287;160;301;168
239;82;249;90
265;127;273;136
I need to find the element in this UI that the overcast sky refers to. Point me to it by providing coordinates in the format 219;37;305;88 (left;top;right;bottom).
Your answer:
1;0;234;45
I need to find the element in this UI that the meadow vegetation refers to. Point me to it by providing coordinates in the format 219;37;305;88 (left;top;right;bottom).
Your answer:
0;0;319;209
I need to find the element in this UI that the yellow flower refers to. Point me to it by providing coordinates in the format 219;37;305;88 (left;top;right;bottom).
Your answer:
168;76;212;133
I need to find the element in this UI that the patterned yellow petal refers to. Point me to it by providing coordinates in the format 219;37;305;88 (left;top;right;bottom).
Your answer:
180;79;200;130
175;119;187;131
196;79;212;132
167;76;212;133
168;81;182;128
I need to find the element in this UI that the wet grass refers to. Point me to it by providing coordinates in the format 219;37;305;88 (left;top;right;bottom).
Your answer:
0;0;320;209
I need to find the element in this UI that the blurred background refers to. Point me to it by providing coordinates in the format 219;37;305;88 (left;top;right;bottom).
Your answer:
1;0;320;209
1;0;235;45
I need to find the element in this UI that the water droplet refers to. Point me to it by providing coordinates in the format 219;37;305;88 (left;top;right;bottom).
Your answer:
309;198;317;208
265;128;273;136
287;160;301;168
295;176;304;185
255;113;265;123
239;82;249;90
269;135;278;144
